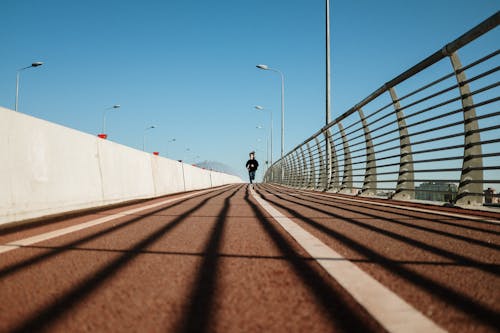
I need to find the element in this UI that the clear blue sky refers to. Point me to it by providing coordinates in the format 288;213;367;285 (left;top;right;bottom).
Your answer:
1;0;498;180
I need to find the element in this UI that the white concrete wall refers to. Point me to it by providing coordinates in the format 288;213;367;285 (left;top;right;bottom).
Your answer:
0;106;242;226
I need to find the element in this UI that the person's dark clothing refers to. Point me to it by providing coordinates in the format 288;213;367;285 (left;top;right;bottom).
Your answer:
246;158;259;184
246;159;259;172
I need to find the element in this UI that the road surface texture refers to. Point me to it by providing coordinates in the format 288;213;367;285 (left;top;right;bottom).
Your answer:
0;184;498;333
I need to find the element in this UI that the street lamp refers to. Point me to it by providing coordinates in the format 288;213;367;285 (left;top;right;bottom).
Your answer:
143;125;156;151
326;0;332;124
184;148;192;163
256;124;269;166
325;0;333;188
256;64;284;161
15;62;43;112
254;105;273;166
101;104;120;138
166;138;176;156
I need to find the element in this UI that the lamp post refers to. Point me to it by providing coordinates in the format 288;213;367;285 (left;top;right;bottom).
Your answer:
101;104;120;138
326;0;331;124
15;62;43;112
256;64;284;161
254;105;273;166
166;138;176;156
255;124;270;168
325;0;333;189
184;148;192;163
143;125;155;151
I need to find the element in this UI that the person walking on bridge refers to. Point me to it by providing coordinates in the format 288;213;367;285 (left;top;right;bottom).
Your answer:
246;151;259;184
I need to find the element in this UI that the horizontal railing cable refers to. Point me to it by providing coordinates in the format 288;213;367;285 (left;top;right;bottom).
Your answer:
264;13;500;206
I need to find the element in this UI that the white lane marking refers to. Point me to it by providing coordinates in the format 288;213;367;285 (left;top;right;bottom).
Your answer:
0;185;233;255
268;184;500;225
250;187;447;333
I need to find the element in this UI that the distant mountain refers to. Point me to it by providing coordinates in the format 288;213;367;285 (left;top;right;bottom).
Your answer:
194;160;244;179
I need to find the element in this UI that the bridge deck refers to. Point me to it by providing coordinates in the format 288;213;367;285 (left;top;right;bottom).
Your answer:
0;184;499;332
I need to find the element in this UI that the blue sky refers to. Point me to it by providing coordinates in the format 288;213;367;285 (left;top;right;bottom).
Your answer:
1;0;498;180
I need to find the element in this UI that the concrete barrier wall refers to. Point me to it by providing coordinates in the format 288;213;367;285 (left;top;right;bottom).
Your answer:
0;106;242;226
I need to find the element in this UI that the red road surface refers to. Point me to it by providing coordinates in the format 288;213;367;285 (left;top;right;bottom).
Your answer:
0;184;499;332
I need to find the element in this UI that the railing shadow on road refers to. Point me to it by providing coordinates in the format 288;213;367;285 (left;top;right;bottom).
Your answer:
254;185;500;330
15;245;316;262
267;185;500;251
244;186;386;332
3;187;231;333
174;186;239;333
256;187;500;276
0;189;227;280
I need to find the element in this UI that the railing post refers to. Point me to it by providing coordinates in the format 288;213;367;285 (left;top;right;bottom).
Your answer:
306;142;316;189
339;122;353;194
324;129;332;191
275;163;280;183
358;108;377;196
299;146;308;188
292;151;301;188
315;136;326;190
326;128;340;192
278;160;284;184
449;52;484;206
281;156;288;185
288;155;295;186
266;166;271;182
321;132;330;191
389;87;415;200
287;153;294;186
284;155;292;186
276;163;280;184
280;157;287;185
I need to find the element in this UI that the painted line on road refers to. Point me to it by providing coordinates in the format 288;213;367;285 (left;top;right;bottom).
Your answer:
250;186;447;333
268;184;500;225
0;185;233;255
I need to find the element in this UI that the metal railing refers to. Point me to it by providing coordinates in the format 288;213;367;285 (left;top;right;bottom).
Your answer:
264;12;500;207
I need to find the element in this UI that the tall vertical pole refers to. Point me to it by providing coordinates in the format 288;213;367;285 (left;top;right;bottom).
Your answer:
14;62;44;112
102;109;108;134
325;0;333;191
256;65;284;168
280;71;285;161
270;108;273;166
15;71;20;112
326;0;331;124
102;104;120;135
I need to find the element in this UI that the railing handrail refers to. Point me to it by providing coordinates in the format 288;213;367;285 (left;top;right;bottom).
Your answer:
265;12;500;208
282;11;500;161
